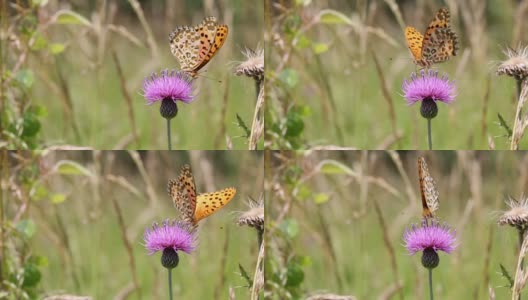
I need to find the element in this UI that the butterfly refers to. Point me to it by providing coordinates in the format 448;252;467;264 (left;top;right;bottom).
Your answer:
169;16;228;77
417;157;439;219
168;164;236;225
405;8;458;68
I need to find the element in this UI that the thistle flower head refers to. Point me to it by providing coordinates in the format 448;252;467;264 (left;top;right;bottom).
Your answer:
498;196;528;231
496;45;528;80
403;220;457;255
237;195;264;232
402;70;457;106
142;70;195;105
233;46;264;82
143;219;197;255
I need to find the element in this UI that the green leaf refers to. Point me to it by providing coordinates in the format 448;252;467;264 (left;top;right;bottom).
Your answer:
54;161;93;176
319;160;355;175
295;184;311;200
295;0;311;6
497;113;512;138
317;9;353;25
279;219;299;239
22;263;41;287
285;111;304;138
31;183;49;201
16;219;36;238
15;69;34;89
52;10;91;26
314;193;329;204
285;262;304;287
499;263;514;288
30;32;48;51
49;43;65;55
236;114;251;138
313;42;329;54
51;193;66;204
238;264;253;287
295;34;311;50
22;111;41;138
278;69;299;89
33;104;48;117
31;0;49;7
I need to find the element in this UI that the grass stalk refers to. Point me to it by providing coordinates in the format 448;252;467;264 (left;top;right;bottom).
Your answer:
111;50;139;148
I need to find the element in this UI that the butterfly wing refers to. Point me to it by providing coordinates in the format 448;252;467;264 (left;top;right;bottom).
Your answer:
421;7;458;66
169;25;202;74
194;187;236;223
405;26;424;64
422;28;458;65
169;17;223;77
423;8;450;46
193;23;228;72
168;165;197;224
418;157;439;218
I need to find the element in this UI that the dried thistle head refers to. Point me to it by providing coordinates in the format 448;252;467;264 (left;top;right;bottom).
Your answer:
498;196;528;231
233;46;264;83
237;195;264;232
496;45;528;81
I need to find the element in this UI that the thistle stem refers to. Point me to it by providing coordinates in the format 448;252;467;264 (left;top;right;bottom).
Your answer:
427;118;433;150
257;228;263;250
168;268;173;300
428;268;434;300
167;118;172;150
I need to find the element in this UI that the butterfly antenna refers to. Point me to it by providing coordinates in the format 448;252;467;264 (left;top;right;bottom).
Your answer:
195;73;222;84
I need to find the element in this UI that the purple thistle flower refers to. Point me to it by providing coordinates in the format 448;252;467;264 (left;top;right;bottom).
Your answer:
142;70;195;105
402;70;456;106
403;220;457;255
143;220;197;255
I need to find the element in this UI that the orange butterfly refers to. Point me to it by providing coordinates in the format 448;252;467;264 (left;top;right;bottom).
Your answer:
168;164;236;225
418;157;439;219
169;16;228;77
405;8;458;67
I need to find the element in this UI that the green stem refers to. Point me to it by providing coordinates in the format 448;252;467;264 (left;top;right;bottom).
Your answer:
428;268;434;300
519;229;525;300
167;118;172;150
168;268;173;300
427;118;433;150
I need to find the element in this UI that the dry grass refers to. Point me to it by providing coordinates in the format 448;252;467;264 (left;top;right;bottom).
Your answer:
266;150;528;299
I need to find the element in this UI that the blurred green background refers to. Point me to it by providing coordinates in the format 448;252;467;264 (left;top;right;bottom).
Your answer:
4;0;263;149
266;150;525;299
265;0;528;149
3;150;263;299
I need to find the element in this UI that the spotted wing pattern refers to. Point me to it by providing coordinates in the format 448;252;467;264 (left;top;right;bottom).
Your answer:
418;157;439;219
168;164;236;225
169;16;228;77
194;187;237;223
405;8;458;67
168;165;197;224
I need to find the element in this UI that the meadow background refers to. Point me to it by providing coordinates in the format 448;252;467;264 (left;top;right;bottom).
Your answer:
265;0;528;150
265;150;526;299
1;150;263;299
2;0;263;150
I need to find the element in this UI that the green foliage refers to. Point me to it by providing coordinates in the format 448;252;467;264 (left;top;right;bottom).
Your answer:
236;113;251;138
499;263;514;288
266;0;527;149
1;3;56;149
238;263;253;288
1;153;46;299
497;113;513;138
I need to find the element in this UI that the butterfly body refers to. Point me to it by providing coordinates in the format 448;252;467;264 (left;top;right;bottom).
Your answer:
168;165;236;225
418;157;439;219
405;8;458;67
169;16;228;77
